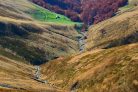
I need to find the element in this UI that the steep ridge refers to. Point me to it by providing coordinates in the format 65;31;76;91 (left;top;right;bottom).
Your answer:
0;0;81;65
86;6;138;50
41;43;138;92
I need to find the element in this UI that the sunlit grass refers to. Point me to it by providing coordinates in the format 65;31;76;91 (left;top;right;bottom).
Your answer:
29;5;81;25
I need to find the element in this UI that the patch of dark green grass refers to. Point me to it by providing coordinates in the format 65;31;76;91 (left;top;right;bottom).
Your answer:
0;37;46;65
104;31;138;49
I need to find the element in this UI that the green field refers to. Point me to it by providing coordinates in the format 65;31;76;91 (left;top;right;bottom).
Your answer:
29;5;80;25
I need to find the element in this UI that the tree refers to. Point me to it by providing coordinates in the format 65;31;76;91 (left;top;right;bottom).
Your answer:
32;0;128;25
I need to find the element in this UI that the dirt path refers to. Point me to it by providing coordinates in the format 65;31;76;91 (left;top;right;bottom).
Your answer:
34;65;48;84
34;66;60;89
34;66;41;80
78;32;87;52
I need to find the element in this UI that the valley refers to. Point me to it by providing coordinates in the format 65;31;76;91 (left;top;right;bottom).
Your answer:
0;0;138;92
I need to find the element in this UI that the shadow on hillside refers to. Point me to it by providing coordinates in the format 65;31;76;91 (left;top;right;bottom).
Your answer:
0;22;42;38
104;31;138;49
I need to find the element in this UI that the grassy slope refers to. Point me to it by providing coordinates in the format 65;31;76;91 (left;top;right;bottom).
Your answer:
0;0;81;65
0;55;62;92
41;43;138;92
86;6;138;50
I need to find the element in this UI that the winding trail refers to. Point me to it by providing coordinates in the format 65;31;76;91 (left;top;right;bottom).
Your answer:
33;66;65;92
34;66;41;80
34;65;48;83
34;66;58;88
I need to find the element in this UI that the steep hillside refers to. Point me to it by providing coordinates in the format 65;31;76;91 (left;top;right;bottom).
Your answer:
86;6;138;50
0;0;81;65
32;0;128;25
0;54;62;92
41;43;138;92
